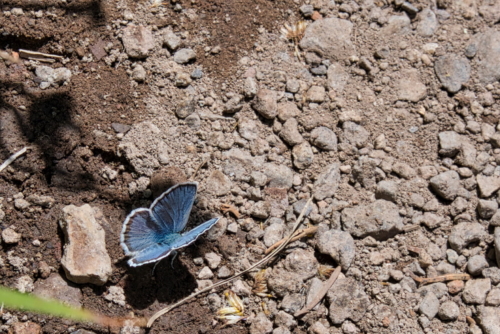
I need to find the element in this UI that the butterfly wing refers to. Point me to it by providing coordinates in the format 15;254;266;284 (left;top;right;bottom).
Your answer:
150;182;198;234
120;208;166;255
126;218;220;267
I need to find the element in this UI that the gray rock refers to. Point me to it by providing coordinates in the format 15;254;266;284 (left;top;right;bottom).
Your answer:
396;69;427;102
33;273;82;307
495;227;500;267
478;199;498;219
264;163;293;189
198;266;214;279
375;180;398;202
438;300;459;321
277;102;300;122
267;268;302;297
280;118;304;146
412;212;444;229
263;220;285;247
313;163;341;200
429;170;461;200
473;29;500;84
163;30;181;50
416;8;438;37
292;142;314;170
327;278;369;324
477;174;500;198
286;79;300;93
26;194;55;208
316;228;355;269
244;77;258;98
439;131;462;156
310;127;337;151
486;288;500;306
343;121;369;148
463;279;491;304
449;222;486;253
299;4;314;17
281;293;304;313
122;25;155;58
419;291;439;319
131;65;146;82
206;170;231;196
327;63;349;93
252;89;278;119
224;95;243;114
482;267;500;285
435;55;471;93
306;86;326;103
477;306;500;334
342;199;404;240
238;118;259;141
185;113;201;129
299;18;355;61
173;48;196;64
284;249;318;279
251;201;271;219
175;72;192;87
204;252;221;269
2;228;21;244
392;162;416;179
217;266;232;278
418;283;448;299
383;15;411;35
59;205;112;285
274;310;296;329
249;312;273;334
175;93;196;119
468;255;489;276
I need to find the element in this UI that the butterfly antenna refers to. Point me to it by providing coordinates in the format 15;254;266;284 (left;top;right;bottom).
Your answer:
170;250;178;269
151;261;161;276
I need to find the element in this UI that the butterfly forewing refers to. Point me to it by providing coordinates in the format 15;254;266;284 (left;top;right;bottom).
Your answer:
150;182;198;233
121;208;165;255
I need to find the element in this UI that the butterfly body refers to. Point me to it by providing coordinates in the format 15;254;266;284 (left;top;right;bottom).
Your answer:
120;182;219;267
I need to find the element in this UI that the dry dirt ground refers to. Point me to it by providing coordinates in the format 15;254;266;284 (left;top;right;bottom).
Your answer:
1;0;500;333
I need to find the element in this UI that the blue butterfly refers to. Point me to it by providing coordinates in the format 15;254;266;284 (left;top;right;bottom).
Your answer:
120;182;219;267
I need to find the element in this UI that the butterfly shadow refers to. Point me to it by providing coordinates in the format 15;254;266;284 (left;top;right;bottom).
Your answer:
122;255;198;310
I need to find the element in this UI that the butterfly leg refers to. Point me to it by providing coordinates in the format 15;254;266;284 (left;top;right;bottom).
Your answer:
170;250;178;269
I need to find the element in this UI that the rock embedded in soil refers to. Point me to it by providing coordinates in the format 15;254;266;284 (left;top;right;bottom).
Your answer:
250;312;273;334
310;126;337;151
477;174;500;198
327;277;370;325
477;306;500;334
252;89;278;119
418;291;439;319
280;118;304;146
299;18;355;61
416;7;438;37
33;273;82;307
2;228;21;244
342;121;369;148
462;279;491;304
434;54;471;93
59;204;112;286
429;170;461;200
205;170;231;196
292;141;314;169
313;163;341;200
316;227;355;269
472;29;500;84
396;69;427;102
342;199;404;240
438;300;460;321
173;48;196;64
449;222;486;253
122;25;155;59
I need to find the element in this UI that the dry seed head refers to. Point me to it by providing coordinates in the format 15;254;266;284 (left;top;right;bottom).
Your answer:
217;290;246;326
252;269;273;298
281;21;307;42
318;265;335;280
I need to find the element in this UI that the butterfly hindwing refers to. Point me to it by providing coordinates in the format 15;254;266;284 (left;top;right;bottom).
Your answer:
150;182;198;234
127;218;219;267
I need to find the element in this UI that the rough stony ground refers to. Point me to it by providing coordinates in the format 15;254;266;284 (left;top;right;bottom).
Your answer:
1;0;500;333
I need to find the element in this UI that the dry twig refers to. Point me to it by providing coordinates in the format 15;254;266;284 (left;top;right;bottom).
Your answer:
264;225;318;255
220;203;241;219
0;147;31;173
410;272;470;286
294;266;341;317
147;198;313;327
